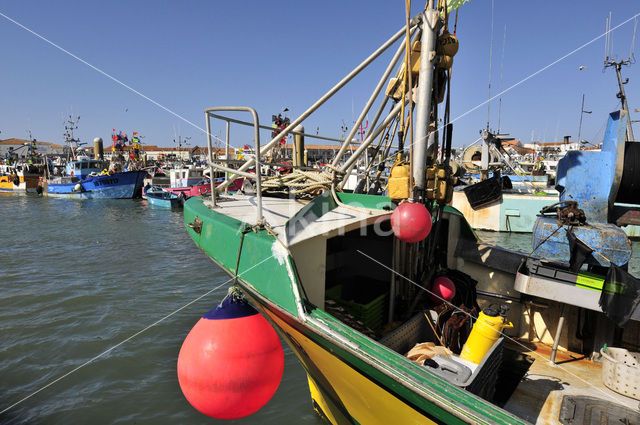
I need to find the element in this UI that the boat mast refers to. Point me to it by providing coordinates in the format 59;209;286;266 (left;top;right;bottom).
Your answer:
412;1;439;199
608;61;635;141
604;14;636;142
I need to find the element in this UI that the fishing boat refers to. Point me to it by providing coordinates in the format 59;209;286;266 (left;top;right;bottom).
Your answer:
45;156;147;199
450;43;639;237
0;162;44;193
180;3;640;424
144;185;187;208
0;141;46;192
144;165;245;197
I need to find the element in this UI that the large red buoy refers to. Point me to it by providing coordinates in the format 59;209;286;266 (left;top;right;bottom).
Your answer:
391;201;432;243
177;295;284;419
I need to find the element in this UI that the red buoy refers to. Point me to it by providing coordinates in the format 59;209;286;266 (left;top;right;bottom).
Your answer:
391;201;432;243
177;296;284;419
430;276;456;304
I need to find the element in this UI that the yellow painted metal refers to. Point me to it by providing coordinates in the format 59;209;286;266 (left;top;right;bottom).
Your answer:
459;311;513;364
265;312;438;425
0;175;14;191
307;374;351;425
389;161;411;201
426;165;453;203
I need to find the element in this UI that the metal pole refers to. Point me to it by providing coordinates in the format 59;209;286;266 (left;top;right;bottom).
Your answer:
338;96;392;189
578;94;585;144
550;303;566;364
412;8;439;191
205;111;217;207
330;25;418;169
481;131;490;180
205;107;262;225
615;63;635;141
215;18;419;192
225;121;230;194
254;117;263;226
339;101;403;177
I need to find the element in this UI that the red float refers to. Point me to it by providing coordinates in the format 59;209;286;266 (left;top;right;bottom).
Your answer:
391;201;432;243
430;276;456;304
177;297;284;419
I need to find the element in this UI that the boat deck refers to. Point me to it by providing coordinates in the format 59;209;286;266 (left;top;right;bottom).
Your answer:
503;342;639;424
203;193;391;246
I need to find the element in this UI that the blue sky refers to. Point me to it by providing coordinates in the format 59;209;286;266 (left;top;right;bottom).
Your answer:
0;1;639;150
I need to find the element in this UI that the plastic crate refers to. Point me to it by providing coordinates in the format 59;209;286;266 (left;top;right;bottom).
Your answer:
326;277;387;331
600;347;640;400
463;176;502;210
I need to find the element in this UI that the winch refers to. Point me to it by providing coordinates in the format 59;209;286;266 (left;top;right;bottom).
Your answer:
532;110;638;267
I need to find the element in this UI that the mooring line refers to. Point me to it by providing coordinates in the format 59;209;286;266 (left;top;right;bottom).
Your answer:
0;11;231;148
0;254;274;415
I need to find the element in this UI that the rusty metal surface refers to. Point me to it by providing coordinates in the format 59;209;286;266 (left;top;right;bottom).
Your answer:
503;342;638;425
614;208;640;226
532;217;632;266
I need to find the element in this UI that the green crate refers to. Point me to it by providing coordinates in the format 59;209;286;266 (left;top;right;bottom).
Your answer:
326;277;388;331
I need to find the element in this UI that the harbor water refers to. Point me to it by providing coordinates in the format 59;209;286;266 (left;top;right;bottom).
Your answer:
0;194;322;425
1;194;638;424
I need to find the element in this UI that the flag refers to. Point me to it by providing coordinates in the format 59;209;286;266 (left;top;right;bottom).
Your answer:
447;0;472;12
566;228;593;272
599;264;640;327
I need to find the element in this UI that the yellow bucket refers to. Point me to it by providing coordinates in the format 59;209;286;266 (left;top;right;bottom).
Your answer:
459;308;513;364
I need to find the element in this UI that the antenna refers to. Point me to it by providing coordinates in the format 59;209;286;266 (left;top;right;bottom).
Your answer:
498;24;506;133
630;16;638;63
604;13;611;63
603;12;636;141
486;0;495;131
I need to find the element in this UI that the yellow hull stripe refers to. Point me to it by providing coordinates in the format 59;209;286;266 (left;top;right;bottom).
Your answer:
265;311;439;425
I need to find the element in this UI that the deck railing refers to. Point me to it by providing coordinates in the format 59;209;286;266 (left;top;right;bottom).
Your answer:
204;106;264;226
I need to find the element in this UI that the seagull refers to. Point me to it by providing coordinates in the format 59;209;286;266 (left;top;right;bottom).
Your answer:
579;65;587;70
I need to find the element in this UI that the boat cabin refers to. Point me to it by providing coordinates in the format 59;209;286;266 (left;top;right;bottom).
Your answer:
64;156;104;179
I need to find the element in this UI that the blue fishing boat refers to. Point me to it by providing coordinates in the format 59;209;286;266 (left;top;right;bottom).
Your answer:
144;185;187;208
45;156;147;199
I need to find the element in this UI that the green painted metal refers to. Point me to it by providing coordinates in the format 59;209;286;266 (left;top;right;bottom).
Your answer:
337;192;395;210
307;309;527;425
183;197;300;315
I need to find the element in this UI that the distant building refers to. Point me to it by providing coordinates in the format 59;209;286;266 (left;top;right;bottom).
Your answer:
498;140;536;156
282;144;359;164
135;145;216;161
0;138;65;157
522;136;582;154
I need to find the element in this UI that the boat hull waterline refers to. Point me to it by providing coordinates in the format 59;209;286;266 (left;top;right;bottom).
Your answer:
46;170;147;199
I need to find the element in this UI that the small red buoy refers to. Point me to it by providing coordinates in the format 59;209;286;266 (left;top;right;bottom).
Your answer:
177;295;284;419
430;276;456;304
391;201;432;243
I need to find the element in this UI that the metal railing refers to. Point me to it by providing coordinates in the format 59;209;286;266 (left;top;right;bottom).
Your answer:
204;106;264;226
